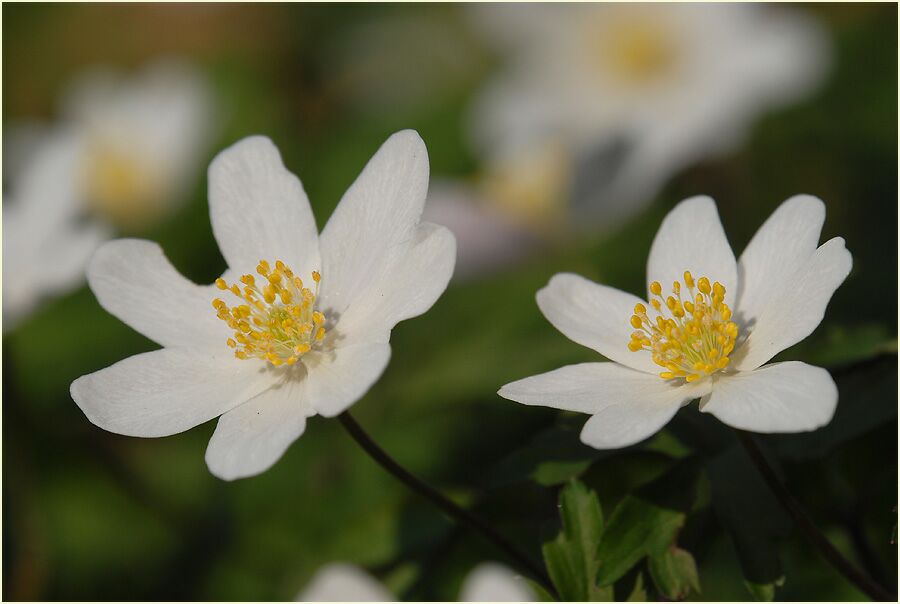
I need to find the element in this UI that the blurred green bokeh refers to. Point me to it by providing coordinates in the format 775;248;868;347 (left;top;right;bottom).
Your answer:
2;3;896;601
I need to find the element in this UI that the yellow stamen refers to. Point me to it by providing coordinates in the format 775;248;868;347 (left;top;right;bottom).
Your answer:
212;259;328;367
628;271;739;383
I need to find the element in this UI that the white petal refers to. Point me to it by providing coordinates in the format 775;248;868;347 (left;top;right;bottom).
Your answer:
87;239;226;349
535;273;658;374
735;195;826;330
646;196;737;298
332;222;455;343
499;362;710;450
459;562;536;602
296;563;392;602
304;342;392;417
700;362;837;433
317;130;430;319
208;136;320;277
733;237;852;371
70;348;272;438
205;376;313;481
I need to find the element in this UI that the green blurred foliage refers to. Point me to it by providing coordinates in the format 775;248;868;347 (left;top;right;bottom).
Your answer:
3;3;897;601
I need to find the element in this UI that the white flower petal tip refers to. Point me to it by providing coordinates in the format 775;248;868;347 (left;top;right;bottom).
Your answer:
647;195;737;298
296;563;393;602
733;235;852;371
205;378;313;481
69;348;270;438
499;362;711;450
700;362;838;433
459;562;537;602
208;134;320;276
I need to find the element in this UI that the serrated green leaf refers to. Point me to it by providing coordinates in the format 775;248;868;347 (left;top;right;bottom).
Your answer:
594;457;702;587
541;480;612;601
648;547;701;600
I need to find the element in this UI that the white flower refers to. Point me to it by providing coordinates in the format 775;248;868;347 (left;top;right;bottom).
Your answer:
465;4;830;227
70;131;456;480
61;59;215;229
2;60;214;329
499;196;851;448
2;130;108;330
296;561;535;602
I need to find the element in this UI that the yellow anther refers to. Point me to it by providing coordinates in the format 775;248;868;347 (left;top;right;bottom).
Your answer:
630;270;738;383
312;271;321;283
213;261;329;367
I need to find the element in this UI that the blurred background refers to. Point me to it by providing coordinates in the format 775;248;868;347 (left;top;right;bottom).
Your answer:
2;3;896;601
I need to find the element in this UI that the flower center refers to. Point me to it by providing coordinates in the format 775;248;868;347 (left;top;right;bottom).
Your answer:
591;14;677;86
84;143;166;229
212;259;327;367
628;271;738;383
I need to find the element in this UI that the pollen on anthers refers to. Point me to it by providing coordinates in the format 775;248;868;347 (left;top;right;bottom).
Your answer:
628;271;739;383
212;260;327;367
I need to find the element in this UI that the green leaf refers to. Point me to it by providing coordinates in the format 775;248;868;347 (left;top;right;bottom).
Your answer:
626;573;648;602
541;479;612;601
744;576;785;602
648;546;701;600
594;457;702;587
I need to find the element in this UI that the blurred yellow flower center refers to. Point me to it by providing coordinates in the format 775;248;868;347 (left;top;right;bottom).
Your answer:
628;271;738;383
481;144;571;232
85;144;165;230
593;15;676;86
212;259;327;367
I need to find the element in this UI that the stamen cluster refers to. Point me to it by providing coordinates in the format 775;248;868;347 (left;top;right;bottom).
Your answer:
628;271;738;382
212;259;327;367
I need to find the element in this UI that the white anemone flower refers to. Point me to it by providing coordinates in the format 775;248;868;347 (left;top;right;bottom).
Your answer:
499;196;851;448
61;60;215;230
297;561;535;602
466;4;830;228
70;131;456;480
2;131;109;330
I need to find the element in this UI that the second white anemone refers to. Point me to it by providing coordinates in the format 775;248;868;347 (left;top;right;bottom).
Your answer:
70;131;456;480
499;195;851;448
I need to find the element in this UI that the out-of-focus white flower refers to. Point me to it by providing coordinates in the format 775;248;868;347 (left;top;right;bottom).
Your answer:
297;561;536;602
428;4;831;280
2;130;109;331
500;196;851;448
2;60;215;330
469;4;830;220
61;60;215;230
70;131;456;480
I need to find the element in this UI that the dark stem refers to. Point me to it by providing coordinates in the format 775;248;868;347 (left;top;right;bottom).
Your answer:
735;430;896;601
338;412;556;598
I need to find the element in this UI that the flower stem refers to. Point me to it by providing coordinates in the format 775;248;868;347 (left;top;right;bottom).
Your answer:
337;411;556;597
735;430;896;601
